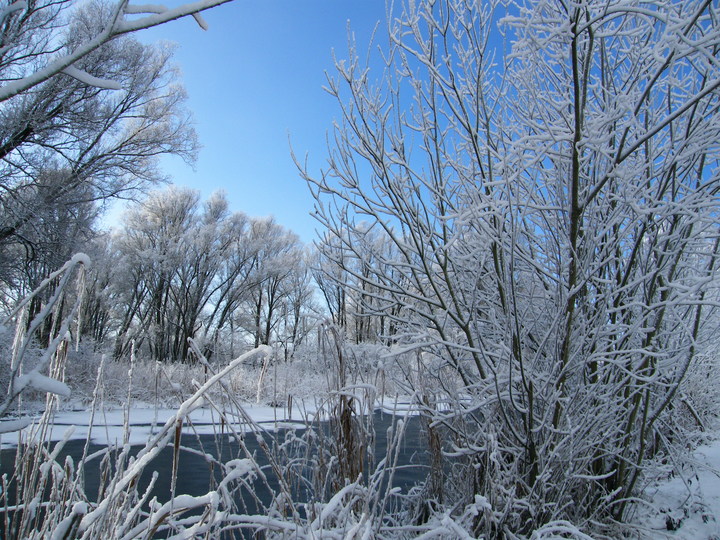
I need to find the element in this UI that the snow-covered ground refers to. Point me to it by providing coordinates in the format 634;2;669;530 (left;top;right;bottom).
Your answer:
631;435;720;539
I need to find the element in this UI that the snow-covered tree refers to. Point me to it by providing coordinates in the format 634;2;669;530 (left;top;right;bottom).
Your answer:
0;0;233;299
300;0;720;533
312;234;349;328
199;210;258;359
114;187;200;361
242;217;308;348
313;225;404;343
79;234;117;345
104;189;316;361
273;247;318;360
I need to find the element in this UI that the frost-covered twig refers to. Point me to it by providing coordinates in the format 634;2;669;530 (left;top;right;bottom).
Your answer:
76;345;271;534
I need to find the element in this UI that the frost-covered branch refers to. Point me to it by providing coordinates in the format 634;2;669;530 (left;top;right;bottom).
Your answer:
77;345;271;533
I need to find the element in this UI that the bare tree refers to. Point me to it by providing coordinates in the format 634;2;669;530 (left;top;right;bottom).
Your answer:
299;0;720;534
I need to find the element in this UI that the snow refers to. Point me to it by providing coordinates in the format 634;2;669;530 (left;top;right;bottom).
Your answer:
62;65;122;91
191;12;208;30
0;392;419;449
123;4;167;15
50;501;87;540
631;436;720;539
117;0;230;34
0;417;31;435
1;402;313;449
14;371;71;398
0;0;231;103
217;458;256;496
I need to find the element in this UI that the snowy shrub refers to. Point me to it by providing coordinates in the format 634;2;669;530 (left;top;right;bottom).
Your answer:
300;0;720;536
678;350;720;432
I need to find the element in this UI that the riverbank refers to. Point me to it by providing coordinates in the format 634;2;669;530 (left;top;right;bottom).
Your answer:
1;342;718;538
4;397;720;539
0;394;421;449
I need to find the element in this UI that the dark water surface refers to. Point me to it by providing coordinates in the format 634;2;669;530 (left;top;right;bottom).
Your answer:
0;410;428;534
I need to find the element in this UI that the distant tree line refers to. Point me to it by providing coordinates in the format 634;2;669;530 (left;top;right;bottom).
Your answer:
79;187;317;362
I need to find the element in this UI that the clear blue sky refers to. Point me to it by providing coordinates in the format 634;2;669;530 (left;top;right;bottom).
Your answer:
130;1;388;244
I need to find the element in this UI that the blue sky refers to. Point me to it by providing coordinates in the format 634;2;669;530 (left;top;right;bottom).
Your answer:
129;1;388;244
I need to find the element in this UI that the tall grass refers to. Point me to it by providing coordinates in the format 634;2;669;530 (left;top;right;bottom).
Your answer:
0;258;449;538
5;257;710;537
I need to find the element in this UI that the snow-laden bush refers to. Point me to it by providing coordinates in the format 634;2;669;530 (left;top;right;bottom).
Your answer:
301;0;720;535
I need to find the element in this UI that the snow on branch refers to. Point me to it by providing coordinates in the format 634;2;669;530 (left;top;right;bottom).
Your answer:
123;3;167;14
0;0;232;103
192;12;209;30
62;65;122;91
124;2;209;29
0;417;32;435
116;0;223;34
0;0;26;26
0;254;89;424
14;371;71;398
2;253;90;325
